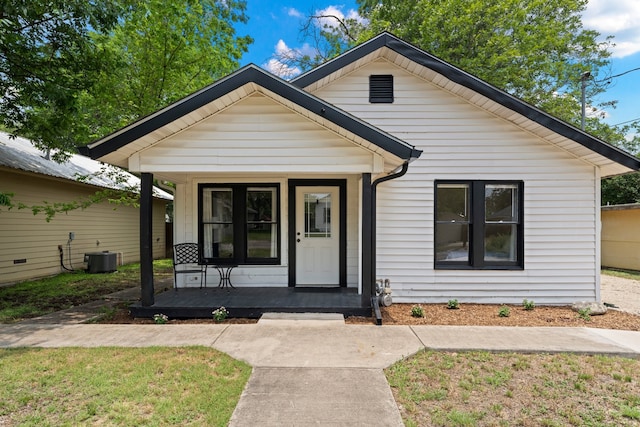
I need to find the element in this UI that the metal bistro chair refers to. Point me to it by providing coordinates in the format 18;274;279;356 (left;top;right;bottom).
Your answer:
172;243;207;290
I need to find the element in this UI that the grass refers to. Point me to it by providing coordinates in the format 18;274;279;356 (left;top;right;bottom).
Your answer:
0;346;251;426
387;350;640;427
0;259;173;323
602;268;640;281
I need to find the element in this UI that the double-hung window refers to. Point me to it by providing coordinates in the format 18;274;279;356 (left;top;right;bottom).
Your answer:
199;184;280;265
435;180;523;269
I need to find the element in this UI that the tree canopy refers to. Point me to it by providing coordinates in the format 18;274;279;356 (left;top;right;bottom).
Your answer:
0;0;125;158
76;0;252;143
0;0;252;155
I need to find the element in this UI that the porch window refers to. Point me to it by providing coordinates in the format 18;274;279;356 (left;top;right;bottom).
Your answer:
199;184;280;265
435;180;523;269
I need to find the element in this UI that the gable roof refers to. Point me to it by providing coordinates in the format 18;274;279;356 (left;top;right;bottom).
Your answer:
0;132;172;200
293;32;640;175
80;64;422;164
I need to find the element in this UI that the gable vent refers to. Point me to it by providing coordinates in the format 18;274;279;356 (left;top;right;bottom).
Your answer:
369;74;394;103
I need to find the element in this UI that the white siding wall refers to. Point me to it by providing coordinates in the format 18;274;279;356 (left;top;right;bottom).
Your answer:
174;174;361;288
313;59;599;304
0;170;168;284
134;94;378;174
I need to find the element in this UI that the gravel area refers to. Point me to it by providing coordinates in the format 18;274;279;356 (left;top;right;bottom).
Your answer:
601;273;640;316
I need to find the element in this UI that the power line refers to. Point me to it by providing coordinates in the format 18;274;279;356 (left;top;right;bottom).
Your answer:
613;117;640;126
595;66;640;84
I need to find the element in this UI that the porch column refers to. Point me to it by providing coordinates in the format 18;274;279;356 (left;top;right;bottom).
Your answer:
361;173;373;304
140;172;155;306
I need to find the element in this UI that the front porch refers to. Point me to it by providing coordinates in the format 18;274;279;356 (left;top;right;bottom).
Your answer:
130;286;372;319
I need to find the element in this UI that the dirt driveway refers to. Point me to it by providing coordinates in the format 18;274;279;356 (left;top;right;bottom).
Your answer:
601;274;640;316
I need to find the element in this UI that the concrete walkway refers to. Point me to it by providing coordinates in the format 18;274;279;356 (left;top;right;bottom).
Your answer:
1;313;640;426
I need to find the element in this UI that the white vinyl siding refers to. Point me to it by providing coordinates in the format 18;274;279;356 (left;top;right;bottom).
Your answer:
0;170;168;285
176;174;361;288
313;59;599;304
131;94;382;175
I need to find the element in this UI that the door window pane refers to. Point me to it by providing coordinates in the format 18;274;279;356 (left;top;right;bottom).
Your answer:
304;192;331;237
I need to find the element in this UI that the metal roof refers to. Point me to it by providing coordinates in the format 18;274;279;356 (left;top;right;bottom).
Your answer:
0;132;173;200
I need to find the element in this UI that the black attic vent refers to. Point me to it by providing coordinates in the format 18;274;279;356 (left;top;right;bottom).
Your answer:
369;75;394;103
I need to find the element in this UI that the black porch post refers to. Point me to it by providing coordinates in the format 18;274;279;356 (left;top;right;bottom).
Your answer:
140;172;155;306
361;173;373;305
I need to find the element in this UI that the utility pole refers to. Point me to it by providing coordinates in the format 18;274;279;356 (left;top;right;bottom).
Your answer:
580;71;591;131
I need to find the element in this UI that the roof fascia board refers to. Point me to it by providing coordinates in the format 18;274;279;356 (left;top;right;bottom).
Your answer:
82;64;421;162
293;32;639;172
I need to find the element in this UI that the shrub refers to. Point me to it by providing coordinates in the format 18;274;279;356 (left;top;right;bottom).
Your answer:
447;299;460;309
498;306;510;317
522;299;535;311
153;313;169;324
212;306;229;322
577;307;591;322
411;305;425;318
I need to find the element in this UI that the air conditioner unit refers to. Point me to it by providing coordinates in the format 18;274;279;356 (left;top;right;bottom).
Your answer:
84;251;117;274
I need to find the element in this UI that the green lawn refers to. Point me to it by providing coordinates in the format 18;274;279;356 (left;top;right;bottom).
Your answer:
0;346;251;426
388;350;640;427
0;259;173;323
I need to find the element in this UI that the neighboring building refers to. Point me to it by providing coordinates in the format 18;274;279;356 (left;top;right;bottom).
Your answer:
0;132;172;285
602;204;640;271
80;33;639;316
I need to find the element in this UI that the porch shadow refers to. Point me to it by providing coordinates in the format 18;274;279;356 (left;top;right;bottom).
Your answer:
130;287;371;319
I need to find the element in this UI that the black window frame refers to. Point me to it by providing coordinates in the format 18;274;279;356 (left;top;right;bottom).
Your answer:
369;74;394;103
198;183;281;265
435;180;524;270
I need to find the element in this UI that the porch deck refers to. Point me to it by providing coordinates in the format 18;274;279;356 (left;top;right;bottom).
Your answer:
130;286;372;319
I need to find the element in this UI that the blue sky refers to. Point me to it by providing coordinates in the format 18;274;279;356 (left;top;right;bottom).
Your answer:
236;0;640;128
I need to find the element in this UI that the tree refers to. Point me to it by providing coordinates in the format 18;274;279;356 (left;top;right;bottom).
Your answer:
0;0;252;220
269;8;366;76
76;0;252;142
0;0;126;158
359;0;614;126
602;173;640;205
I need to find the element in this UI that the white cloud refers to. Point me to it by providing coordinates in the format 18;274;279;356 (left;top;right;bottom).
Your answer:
264;6;366;79
263;40;302;79
264;58;301;79
313;5;367;29
287;7;302;18
583;0;640;57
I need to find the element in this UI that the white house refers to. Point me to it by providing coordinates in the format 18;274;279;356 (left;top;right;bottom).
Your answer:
80;33;640;320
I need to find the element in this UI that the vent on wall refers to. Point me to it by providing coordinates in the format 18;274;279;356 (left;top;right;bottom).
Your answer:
369;74;394;103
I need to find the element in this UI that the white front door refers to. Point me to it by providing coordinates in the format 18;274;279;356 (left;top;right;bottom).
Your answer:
295;186;340;285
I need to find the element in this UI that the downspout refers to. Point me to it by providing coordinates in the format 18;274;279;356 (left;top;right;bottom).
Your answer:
370;161;409;324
